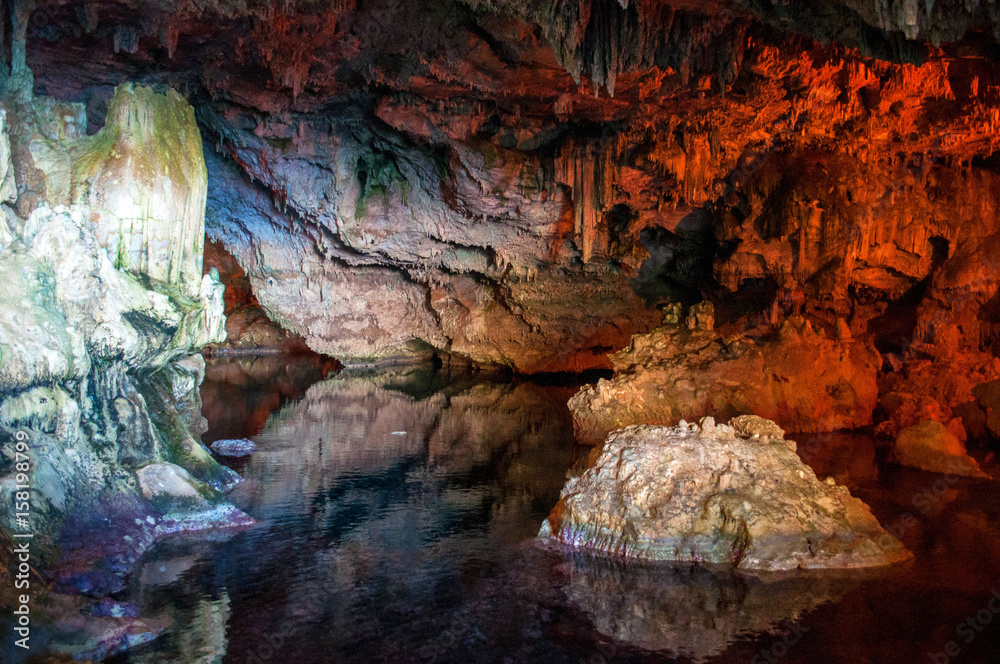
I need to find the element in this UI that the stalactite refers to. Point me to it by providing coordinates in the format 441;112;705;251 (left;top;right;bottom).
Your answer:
76;2;98;33
114;25;140;55
10;0;34;76
554;134;623;262
160;24;180;59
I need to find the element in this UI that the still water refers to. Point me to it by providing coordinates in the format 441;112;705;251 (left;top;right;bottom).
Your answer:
111;356;1000;664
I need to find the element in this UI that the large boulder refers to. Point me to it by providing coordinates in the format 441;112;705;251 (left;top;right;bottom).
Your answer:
568;313;880;445
540;416;911;570
893;420;987;477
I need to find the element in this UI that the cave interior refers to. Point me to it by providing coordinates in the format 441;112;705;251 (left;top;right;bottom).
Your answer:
2;0;1000;661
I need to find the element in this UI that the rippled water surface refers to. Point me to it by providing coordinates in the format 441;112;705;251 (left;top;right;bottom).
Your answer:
111;356;1000;664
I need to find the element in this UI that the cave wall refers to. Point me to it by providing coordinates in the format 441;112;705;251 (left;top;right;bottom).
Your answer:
8;0;1000;381
0;82;242;596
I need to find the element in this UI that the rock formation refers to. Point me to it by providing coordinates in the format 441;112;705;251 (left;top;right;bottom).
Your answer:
202;239;312;354
893;420;987;477
0;82;244;604
209;438;258;457
569;307;880;444
540;416;911;570
3;0;1000;659
7;0;1000;383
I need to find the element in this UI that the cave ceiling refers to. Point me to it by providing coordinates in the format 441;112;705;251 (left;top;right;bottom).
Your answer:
17;0;1000;139
10;0;1000;369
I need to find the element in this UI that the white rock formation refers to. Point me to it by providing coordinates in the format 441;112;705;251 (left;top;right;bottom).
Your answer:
0;87;232;580
24;84;208;298
0;109;15;203
540;415;911;570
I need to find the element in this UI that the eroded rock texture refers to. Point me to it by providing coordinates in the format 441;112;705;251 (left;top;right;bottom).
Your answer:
0;85;244;602
541;416;911;570
15;0;1000;379
569;310;880;443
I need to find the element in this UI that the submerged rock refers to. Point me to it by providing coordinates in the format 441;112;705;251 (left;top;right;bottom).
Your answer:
893;420;987;478
210;437;258;457
540;416;911;570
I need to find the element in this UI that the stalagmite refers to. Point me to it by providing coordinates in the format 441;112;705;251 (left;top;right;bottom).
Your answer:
71;84;209;298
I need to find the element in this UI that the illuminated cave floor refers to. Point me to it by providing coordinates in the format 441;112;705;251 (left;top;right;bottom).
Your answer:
109;356;1000;664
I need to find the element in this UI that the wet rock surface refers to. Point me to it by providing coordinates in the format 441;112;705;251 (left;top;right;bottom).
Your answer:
541;416;911;570
0;82;245;660
893;420;987;478
209;438;258;457
202;238;312;354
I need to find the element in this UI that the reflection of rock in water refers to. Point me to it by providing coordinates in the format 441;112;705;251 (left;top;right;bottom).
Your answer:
123;535;236;664
122;366;582;663
557;552;859;663
200;355;338;441
238;369;577;636
230;368;578;535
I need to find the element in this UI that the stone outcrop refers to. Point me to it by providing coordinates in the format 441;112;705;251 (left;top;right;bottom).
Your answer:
25;84;208;298
569;308;880;444
893;420;987;478
0;87;241;598
540;416;911;570
135;461;252;532
973;379;1000;441
202;239;310;354
202;134;660;371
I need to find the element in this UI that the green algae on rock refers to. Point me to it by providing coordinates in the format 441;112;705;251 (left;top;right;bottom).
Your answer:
540;416;911;570
71;84;208;298
16;84;208;299
0;85;237;593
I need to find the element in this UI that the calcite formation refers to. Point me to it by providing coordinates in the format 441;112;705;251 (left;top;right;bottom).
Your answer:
540;416;911;570
14;0;1000;378
0;110;14;204
202;239;311;354
0;86;236;594
73;84;209;298
569;309;880;444
21;84;209;298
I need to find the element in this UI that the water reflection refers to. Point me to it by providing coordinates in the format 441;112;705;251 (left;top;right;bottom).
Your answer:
110;361;1000;664
120;364;583;663
200;354;338;442
554;552;858;663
